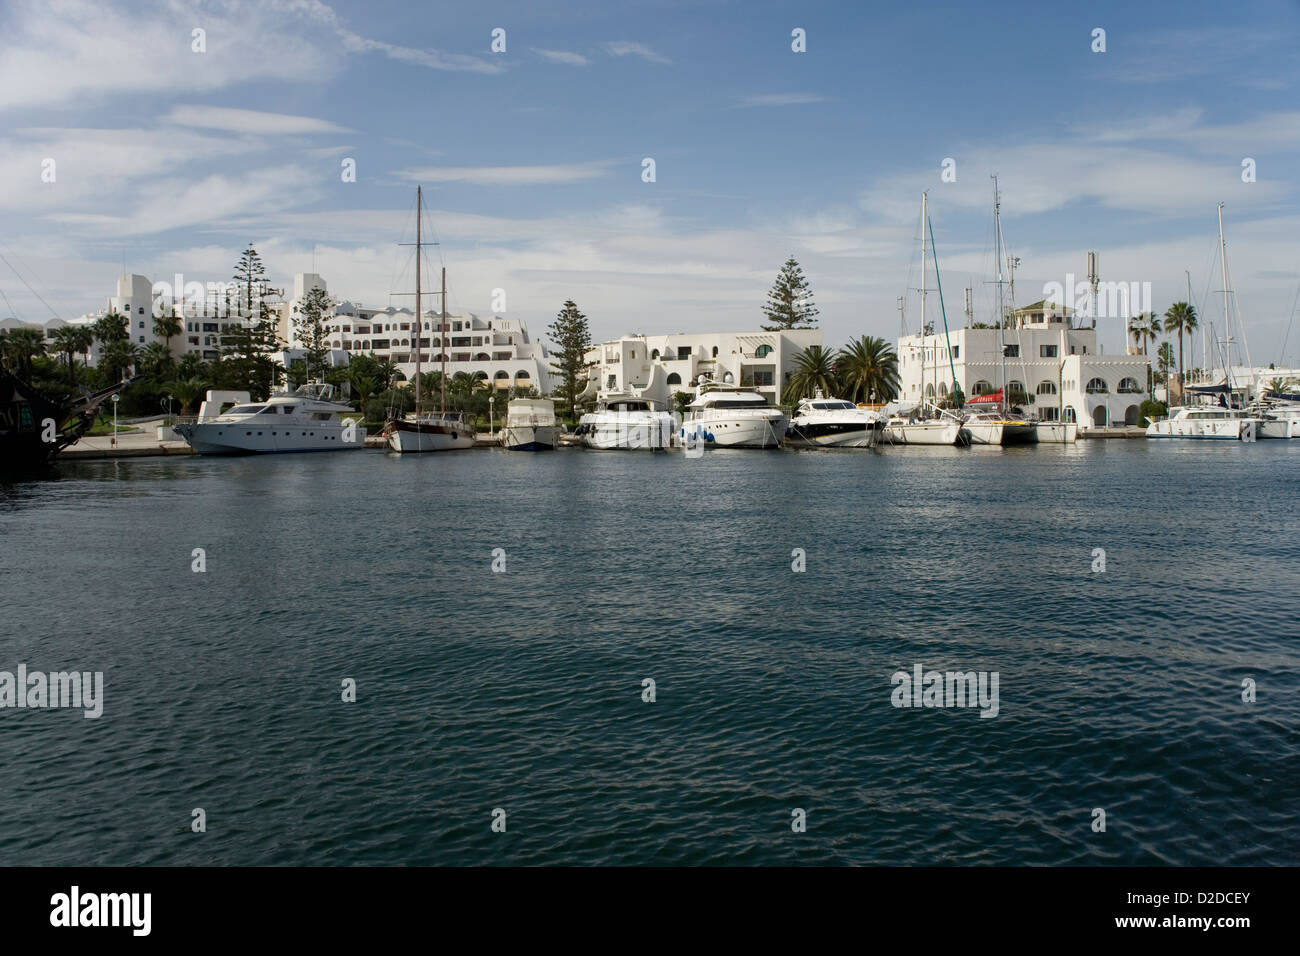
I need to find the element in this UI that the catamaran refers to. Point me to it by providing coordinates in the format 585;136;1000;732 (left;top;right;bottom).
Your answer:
384;186;475;453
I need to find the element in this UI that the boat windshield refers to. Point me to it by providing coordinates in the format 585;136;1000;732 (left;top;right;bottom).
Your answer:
812;401;856;410
224;404;269;416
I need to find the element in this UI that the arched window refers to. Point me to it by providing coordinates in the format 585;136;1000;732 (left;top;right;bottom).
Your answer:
756;344;773;358
475;353;490;361
972;380;993;395
1007;380;1027;402
712;346;719;357
434;354;447;363
1117;377;1141;394
938;382;948;397
651;349;660;359
515;370;530;379
473;371;488;381
667;372;681;385
1092;406;1108;426
494;370;510;380
925;383;936;398
1124;404;1140;425
1086;377;1109;394
1037;380;1057;395
1063;406;1076;423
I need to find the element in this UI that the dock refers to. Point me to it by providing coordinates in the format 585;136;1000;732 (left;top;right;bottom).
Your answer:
61;420;195;459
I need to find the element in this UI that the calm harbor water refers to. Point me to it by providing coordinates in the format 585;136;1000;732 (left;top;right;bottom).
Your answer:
1;441;1297;866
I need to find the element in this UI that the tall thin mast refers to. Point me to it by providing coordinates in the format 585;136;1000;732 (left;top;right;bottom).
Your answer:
441;266;448;415
1217;202;1232;384
993;176;1007;405
415;186;422;414
920;191;927;411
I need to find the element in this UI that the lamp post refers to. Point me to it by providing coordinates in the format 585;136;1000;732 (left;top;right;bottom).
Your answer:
111;393;120;448
489;395;495;437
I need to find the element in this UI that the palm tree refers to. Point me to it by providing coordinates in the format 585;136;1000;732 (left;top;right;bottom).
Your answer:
0;327;47;378
1162;302;1197;393
92;309;129;346
781;345;838;403
98;339;139;383
1156;342;1176;383
153;311;183;354
347;371;378;410
836;335;900;403
140;342;175;381
49;325;94;385
164;377;207;416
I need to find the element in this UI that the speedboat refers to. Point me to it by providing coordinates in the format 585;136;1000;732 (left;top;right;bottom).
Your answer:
173;383;366;455
681;380;788;448
500;398;560;451
786;390;883;448
385;409;475;452
575;396;674;449
1146;405;1265;440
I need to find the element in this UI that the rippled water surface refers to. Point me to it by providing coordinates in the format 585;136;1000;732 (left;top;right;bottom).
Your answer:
2;440;1297;865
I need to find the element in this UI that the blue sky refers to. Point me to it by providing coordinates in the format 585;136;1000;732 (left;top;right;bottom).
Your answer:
3;0;1299;366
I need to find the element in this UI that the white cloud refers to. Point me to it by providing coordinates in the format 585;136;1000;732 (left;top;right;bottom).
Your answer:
533;48;588;66
162;105;350;135
603;41;672;64
396;161;615;186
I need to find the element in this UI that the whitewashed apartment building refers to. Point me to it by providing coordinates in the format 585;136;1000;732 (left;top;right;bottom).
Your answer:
898;300;1151;428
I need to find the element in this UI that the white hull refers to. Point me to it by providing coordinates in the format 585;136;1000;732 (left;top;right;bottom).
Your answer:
785;428;878;448
1258;418;1300;439
501;424;561;450
578;413;675;449
684;413;789;448
883;421;962;445
174;421;365;454
963;422;1004;445
1146;418;1260;440
1034;422;1078;443
386;426;475;453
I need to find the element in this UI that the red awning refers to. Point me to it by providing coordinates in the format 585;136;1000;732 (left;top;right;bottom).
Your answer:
967;388;1003;405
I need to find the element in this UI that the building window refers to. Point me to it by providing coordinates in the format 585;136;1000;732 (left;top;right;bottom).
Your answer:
1040;345;1058;358
712;346;718;357
651;349;660;359
1117;377;1141;394
677;346;692;360
755;344;773;358
1085;378;1109;394
1037;381;1057;395
753;370;774;387
667;372;681;385
972;380;993;395
1003;344;1019;358
951;345;959;359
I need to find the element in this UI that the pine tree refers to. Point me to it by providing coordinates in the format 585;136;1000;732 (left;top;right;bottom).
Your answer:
761;257;819;330
294;286;334;381
547;300;592;420
232;245;266;318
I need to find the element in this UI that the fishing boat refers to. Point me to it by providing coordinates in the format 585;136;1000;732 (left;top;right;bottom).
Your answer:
786;389;883;447
172;383;365;454
681;377;788;448
0;370;125;469
384;186;475;454
500;398;560;450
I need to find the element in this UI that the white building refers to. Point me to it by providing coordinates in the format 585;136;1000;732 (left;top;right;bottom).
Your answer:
898;300;1151;429
583;328;821;407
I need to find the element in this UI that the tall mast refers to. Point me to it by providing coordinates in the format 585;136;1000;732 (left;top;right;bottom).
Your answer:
1217;202;1232;385
415;186;422;414
441;266;448;415
920;191;927;411
993;175;1006;406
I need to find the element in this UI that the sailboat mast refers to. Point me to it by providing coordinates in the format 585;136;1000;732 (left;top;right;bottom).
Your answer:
993;176;1006;407
415;186;422;413
1217;202;1232;385
920;191;927;411
441;266;448;415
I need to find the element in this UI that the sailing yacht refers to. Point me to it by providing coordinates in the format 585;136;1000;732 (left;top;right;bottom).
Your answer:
384;186;476;454
682;378;788;448
881;403;964;445
960;391;1037;445
786;389;883;447
1254;398;1300;439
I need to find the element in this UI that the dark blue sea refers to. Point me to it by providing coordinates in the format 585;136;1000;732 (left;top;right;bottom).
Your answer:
2;441;1297;865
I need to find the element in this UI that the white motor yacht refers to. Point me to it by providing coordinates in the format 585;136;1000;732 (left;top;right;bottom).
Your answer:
681;380;788;449
785;390;883;448
575;396;674;449
1146;405;1265;440
172;384;366;455
500;398;560;451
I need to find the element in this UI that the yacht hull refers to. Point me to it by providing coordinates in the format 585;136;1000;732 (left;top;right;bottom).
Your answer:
785;427;878;448
501;425;560;450
1034;422;1078;443
684;414;789;448
963;422;1004;445
173;422;366;454
883;422;962;445
1258;419;1299;439
577;414;674;449
1145;419;1260;440
386;419;475;452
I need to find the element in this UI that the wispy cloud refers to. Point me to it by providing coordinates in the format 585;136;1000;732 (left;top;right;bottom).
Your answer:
737;93;826;107
162;105;350;135
604;41;671;64
397;161;615;186
533;48;588;66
